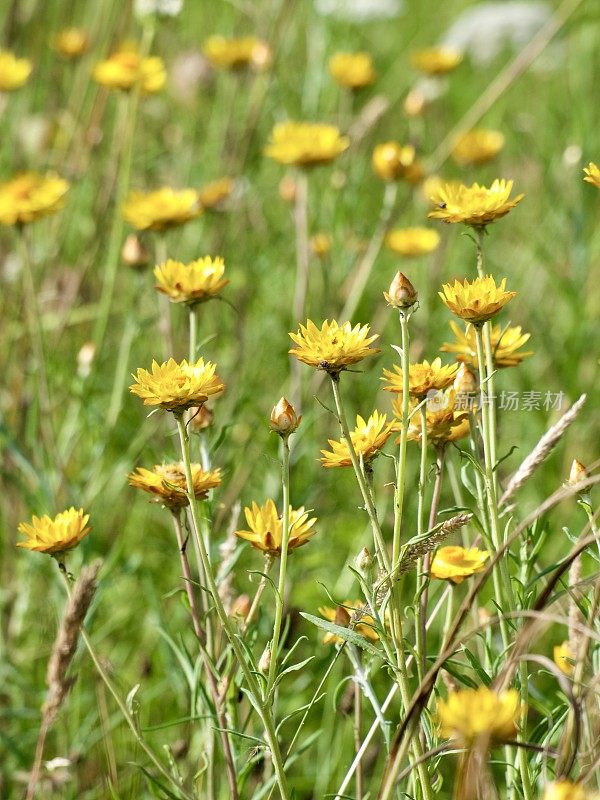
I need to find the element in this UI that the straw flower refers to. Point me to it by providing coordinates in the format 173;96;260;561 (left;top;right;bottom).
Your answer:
154;256;228;304
439;275;516;325
129;357;224;411
372;142;422;183
122;188;201;231
289;319;379;375
52;28;90;59
384;272;418;309
437;686;520;744
430;545;489;583
319;600;379;645
583;162;600;189
235;499;317;555
567;459;588;489
203;36;271;71
0;50;32;91
93;43;166;92
0;172;69;225
265;122;349;167
199;177;234;210
310;233;332;258
429;179;524;226
394;390;469;446
382;357;458;398
320;411;393;468
270;397;301;437
451;129;504;165
128;462;221;509
385;227;440;257
410;47;463;76
328;51;375;89
17;508;90;556
441;321;532;369
553;641;575;676
543;781;591;800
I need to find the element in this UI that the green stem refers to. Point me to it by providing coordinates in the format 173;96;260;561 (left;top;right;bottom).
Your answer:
266;436;291;699
392;310;411;569
414;404;429;682
174;415;291;800
189;304;198;362
290;170;309;406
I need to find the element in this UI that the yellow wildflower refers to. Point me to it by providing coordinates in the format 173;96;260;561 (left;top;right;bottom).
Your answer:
583;162;600;189
410;47;463;76
203;36;271;70
17;508;90;556
319;600;379;645
328;51;375;89
385;227;440;257
440;321;533;369
372;142;422;183
265;122;349;167
430;545;489;584
439;275;516;325
122;188;201;231
393;390;469;446
543;781;591;800
553;641;575;676
429;179;524;226
451;129;505;165
235;499;317;555
128;462;221;509
310;233;332;258
382;357;458;398
199;177;234;210
154;256;228;304
289;319;379;375
129;357;224;411
0;172;69;225
93;43;165;93
320;411;393;468
0;50;32;91
437;686;520;744
52;28;90;59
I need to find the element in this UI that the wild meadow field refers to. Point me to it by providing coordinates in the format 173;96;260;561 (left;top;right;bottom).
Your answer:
1;0;600;798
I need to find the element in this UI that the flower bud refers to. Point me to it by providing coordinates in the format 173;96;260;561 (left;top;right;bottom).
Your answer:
453;363;477;395
355;547;373;573
372;142;417;182
567;459;588;488
231;593;251;619
384;271;418;309
278;176;297;203
189;405;214;431
310;233;331;258
76;342;96;378
269;397;301;437
121;233;150;269
251;41;272;71
258;645;271;673
404;88;426;117
334;605;351;627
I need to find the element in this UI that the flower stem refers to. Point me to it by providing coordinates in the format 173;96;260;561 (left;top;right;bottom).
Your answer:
391;310;411;569
189;304;198;362
414;403;429;681
290;170;309;406
266;436;291;699
174;414;291;800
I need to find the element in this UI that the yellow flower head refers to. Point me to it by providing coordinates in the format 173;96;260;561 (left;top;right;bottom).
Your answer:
289;319;380;375
310;232;332;258
0;172;69;225
410;46;463;76
372;142;423;183
583;162;600;189
52;28;90;59
128;462;221;509
199;177;234;210
235;499;317;556
543;781;591;800
154;256;228;304
0;50;32;91
439;275;516;325
17;508;90;555
203;36;271;70
122;188;201;231
393;389;469;446
319;600;379;645
382;357;458;398
430;545;489;584
320;411;393;468
385;226;440;257
265;122;349;167
437;687;520;746
130;357;224;411
553;641;575;676
429;179;524;227
451;129;505;165
328;51;375;89
93;43;166;93
440;320;533;369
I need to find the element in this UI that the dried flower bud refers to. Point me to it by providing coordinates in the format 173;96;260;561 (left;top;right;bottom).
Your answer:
270;397;301;437
478;607;491;625
258;645;271;673
189;405;214;431
384;271;418;309
310;233;331;258
231;594;251;618
567;459;588;488
355;547;374;575
453;363;477;395
122;233;150;269
278;176;297;203
334;605;351;627
404;88;426;117
76;342;96;378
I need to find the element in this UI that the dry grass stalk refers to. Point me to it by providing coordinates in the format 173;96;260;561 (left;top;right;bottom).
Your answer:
398;513;473;576
500;394;586;506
